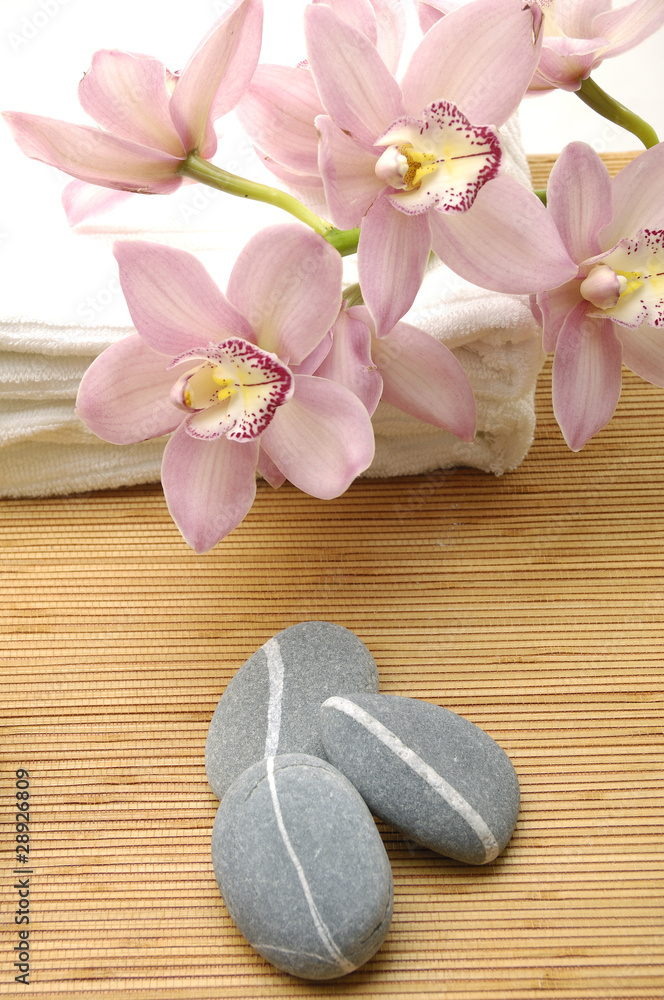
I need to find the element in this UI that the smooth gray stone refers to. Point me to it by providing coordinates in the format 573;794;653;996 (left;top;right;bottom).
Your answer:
320;693;520;865
211;753;393;980
205;621;379;799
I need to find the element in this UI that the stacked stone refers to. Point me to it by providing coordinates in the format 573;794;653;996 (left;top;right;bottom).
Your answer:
206;621;520;981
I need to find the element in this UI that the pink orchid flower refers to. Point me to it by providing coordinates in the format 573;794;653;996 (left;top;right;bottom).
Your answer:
303;0;577;336
3;0;263;223
418;0;664;93
529;0;664;93
235;0;406;209
533;141;664;450
312;305;477;443
75;227;375;552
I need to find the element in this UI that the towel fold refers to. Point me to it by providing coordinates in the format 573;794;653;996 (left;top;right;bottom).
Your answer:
0;116;544;498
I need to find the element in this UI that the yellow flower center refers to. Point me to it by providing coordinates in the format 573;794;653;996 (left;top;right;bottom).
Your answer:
212;368;239;401
376;142;439;192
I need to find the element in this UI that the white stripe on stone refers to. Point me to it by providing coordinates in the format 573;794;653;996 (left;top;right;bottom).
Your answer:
250;942;340;962
266;756;355;973
325;696;500;862
263;637;285;758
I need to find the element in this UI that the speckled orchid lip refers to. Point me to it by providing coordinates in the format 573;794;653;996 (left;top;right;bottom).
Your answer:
169;337;294;442
374;100;502;216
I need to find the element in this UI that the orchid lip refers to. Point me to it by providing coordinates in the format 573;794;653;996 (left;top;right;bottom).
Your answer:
168;337;294;441
374;100;501;216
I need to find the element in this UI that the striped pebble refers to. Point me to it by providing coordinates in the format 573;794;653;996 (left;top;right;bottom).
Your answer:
211;754;393;980
320;693;520;865
205;622;379;799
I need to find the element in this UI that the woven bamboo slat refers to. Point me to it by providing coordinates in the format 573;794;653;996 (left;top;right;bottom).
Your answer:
1;151;662;999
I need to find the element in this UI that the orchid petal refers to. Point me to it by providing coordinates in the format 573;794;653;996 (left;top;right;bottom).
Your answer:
529;293;544;330
113;241;254;355
316;115;383;229
314;0;379;46
225;225;343;364
251;148;326;205
75;335;182;444
547;141;613;261
600;142;664;250
260;374;375;498
369;0;407;74
527;69;559;93
2;111;182;192
170;0;263;158
161;425;259;552
371;319;477;441
593;0;664;58
304;3;403;147
78;50;183;155
618;322;664;387
552;301;622;451
236;64;322;175
545;35;608;58
314;309;383;414
358;195;432;337
534;37;606;91
62;179;133;226
417;0;450;34
312;0;406;73
401;0;541;127
293;332;332;376
537;282;583;353
257;447;287;488
554;0;612;37
430;174;577;293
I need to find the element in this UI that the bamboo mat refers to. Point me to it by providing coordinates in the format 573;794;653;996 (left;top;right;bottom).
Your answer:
1;153;663;999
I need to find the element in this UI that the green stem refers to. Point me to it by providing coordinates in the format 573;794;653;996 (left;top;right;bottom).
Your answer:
576;77;659;149
178;152;360;256
324;227;360;257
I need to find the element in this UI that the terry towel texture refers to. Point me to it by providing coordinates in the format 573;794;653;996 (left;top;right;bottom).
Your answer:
0;117;544;498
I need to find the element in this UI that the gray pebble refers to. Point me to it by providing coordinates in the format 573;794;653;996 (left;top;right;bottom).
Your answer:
211;753;393;979
205;621;378;799
320;693;520;865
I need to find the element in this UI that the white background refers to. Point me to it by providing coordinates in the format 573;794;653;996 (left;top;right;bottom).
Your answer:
1;0;663;322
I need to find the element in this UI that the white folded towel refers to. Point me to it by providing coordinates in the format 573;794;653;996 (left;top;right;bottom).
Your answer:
0;115;543;497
